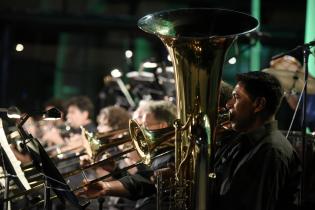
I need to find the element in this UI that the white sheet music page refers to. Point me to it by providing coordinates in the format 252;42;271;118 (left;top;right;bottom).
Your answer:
0;118;31;190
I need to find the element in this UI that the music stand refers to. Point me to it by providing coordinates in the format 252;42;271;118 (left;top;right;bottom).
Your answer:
23;137;89;210
16;111;89;210
0;118;31;210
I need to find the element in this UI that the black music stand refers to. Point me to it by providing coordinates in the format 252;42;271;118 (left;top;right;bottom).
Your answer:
16;113;89;210
0;149;27;210
23;137;89;210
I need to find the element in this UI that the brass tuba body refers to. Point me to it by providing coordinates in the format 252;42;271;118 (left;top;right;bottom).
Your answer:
138;8;258;210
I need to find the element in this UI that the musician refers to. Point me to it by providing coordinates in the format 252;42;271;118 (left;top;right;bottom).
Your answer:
45;96;97;210
214;71;301;210
269;55;302;131
93;105;135;210
55;95;96;155
66;95;96;133
77;100;177;210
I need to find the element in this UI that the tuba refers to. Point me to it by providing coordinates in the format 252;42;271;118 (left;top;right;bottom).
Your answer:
138;8;258;210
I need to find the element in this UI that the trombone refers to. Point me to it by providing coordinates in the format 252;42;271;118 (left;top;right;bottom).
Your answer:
2;108;231;203
3;109;231;204
2;119;176;204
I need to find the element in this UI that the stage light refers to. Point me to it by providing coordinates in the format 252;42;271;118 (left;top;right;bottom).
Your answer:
42;108;61;121
125;50;133;58
15;43;24;52
0;106;21;119
111;69;122;78
228;57;237;64
142;61;158;68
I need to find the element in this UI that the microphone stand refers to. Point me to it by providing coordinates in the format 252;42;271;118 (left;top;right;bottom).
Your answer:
301;45;311;208
272;40;314;208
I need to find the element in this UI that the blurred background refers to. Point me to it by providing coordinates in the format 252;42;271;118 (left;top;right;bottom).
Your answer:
0;0;313;113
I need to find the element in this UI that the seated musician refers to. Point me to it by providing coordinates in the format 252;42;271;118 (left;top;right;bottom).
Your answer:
77;100;177;210
91;105;136;210
41;96;96;157
92;105;131;176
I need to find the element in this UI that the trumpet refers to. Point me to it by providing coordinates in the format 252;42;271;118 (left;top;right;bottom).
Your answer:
83;128;130;161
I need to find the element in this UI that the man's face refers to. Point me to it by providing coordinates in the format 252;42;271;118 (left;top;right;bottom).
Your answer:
142;112;165;130
133;107;167;130
226;82;256;132
66;105;88;128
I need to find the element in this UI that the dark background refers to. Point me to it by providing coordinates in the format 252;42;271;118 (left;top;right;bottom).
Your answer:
0;0;308;114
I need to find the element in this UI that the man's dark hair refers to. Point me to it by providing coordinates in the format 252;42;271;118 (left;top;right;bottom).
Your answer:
66;96;94;119
220;80;233;108
236;71;283;119
146;100;177;126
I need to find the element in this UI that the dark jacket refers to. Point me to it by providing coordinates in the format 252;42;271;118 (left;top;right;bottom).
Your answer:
214;121;302;210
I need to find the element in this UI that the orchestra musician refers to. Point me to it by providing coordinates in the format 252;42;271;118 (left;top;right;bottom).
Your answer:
92;105;136;210
213;71;302;210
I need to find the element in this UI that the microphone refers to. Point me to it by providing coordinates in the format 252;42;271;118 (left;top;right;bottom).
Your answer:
305;40;315;47
245;31;272;39
272;40;315;60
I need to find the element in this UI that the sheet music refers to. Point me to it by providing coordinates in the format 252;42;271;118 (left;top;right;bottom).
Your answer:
0;166;5;187
0;118;31;190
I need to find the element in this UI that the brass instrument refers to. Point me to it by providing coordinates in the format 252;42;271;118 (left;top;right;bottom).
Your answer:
3;125;176;204
83;128;130;161
129;119;175;164
138;8;258;209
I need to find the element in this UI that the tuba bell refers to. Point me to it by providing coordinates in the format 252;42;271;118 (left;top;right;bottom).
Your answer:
138;8;258;210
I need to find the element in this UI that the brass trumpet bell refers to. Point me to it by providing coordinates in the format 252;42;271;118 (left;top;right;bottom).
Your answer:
129;119;174;165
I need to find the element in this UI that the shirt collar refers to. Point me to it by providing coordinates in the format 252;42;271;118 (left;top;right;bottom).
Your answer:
242;120;278;145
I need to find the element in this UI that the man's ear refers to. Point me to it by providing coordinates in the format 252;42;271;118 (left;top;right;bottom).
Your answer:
254;97;266;113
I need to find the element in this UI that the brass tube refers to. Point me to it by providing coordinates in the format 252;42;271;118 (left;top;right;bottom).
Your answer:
62;148;135;178
95;128;129;140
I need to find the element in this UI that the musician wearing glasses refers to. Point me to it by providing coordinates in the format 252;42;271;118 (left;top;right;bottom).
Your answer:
92;105;136;210
213;71;301;210
77;100;177;210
